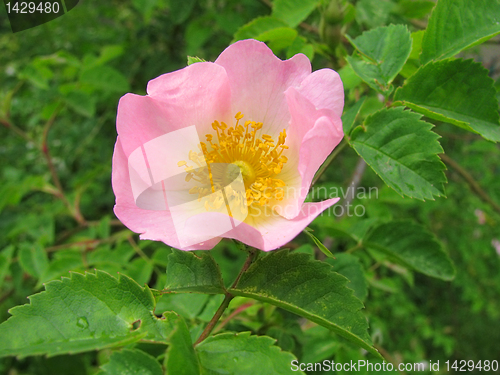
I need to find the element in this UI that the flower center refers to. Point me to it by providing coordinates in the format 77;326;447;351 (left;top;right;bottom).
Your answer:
179;112;288;208
224;160;256;187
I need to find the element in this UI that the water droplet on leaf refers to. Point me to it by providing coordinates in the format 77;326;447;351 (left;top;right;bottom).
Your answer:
76;316;89;329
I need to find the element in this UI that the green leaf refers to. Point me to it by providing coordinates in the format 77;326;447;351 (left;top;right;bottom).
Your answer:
234;16;288;42
126;257;154;286
409;31;425;61
0;270;174;358
64;90;96;118
196;294;225;322
342;97;366;136
345;55;388;93
421;0;500;64
317;217;379;244
229;250;381;359
156;293;209;320
355;0;394;28
301;326;340;364
164;250;225;294
326;253;368;302
272;0;319;28
185;19;213;55
152;247;171;267
364;220;456;280
169;0;196;24
132;0;160;23
338;65;363;91
80;66;130;93
18;243;49;279
303;227;335;259
97;215;112;239
400;31;425;78
38;254;83;286
394;59;500;142
95;45;125;66
18;61;53;90
256;27;298;53
165;312;201;375
187;56;206;65
197;332;304;375
0;245;14;286
351;107;446;200
100;349;163;375
286;36;314;61
233;17;298;53
347;24;411;65
346;24;412;92
397;0;435;19
294;243;315;256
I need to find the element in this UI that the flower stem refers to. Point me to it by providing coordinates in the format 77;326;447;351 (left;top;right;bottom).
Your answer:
193;292;233;346
194;247;258;346
230;247;258;288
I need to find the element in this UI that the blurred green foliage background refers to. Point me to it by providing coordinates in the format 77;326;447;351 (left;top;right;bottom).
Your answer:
1;0;499;374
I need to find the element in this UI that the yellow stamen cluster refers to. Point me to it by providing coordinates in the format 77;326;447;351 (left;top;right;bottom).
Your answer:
179;112;288;209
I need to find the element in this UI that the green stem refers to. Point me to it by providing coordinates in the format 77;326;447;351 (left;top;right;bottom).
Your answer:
311;139;348;186
193;292;233;346
194;247;258;346
345;243;362;253
0;118;33;142
230;248;258;288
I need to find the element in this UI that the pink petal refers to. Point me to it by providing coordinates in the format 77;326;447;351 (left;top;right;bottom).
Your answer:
112;137;221;250
298;116;343;198
215;39;311;136
296;68;344;117
275;88;343;219
117;62;232;157
225;198;340;251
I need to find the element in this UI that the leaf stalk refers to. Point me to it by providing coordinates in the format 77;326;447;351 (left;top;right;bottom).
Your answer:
194;246;258;346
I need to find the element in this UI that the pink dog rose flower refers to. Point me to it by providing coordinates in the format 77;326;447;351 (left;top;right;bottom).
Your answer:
112;39;344;251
